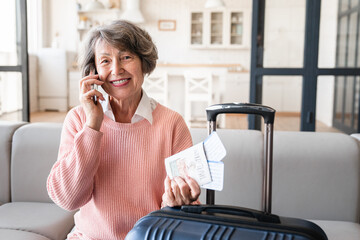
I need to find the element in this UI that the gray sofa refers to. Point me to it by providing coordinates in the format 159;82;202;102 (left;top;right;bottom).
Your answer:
0;121;359;239
0;122;75;240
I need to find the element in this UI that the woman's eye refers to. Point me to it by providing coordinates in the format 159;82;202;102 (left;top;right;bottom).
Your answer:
122;55;132;61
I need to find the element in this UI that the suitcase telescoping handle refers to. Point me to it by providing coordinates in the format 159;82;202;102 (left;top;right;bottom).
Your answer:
206;103;276;214
206;103;275;124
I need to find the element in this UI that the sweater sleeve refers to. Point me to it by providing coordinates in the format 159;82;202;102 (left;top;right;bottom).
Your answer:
47;108;103;211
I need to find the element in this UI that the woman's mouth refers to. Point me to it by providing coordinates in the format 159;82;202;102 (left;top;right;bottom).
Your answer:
110;78;130;87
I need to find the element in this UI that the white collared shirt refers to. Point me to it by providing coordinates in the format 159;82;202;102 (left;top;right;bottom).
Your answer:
100;90;157;124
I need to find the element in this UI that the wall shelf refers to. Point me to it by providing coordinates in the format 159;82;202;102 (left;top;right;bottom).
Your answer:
76;8;121;41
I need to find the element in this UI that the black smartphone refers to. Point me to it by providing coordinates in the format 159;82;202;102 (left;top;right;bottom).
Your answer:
92;67;98;105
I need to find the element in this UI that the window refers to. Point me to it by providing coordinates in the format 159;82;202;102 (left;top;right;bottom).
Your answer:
250;0;360;133
0;0;29;122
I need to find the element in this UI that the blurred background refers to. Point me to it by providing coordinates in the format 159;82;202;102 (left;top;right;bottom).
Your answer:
0;0;359;133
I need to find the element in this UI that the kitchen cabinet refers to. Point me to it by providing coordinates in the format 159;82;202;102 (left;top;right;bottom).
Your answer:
229;12;243;45
190;12;204;45
190;9;247;49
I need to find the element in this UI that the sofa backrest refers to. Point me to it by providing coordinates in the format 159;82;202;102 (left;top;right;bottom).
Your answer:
272;131;360;222
11;123;63;203
0;121;27;205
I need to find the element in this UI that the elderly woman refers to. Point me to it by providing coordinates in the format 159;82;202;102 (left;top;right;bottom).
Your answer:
47;20;200;240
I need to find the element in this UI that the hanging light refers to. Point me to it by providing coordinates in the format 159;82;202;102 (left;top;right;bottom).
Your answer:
121;0;145;23
205;0;225;8
84;0;105;11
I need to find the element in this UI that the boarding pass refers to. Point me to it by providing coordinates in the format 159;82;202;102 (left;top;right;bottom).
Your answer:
165;132;226;191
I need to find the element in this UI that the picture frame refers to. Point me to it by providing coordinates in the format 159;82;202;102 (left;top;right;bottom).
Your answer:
158;20;176;31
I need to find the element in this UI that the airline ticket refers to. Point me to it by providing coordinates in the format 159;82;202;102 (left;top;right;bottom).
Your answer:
165;132;226;190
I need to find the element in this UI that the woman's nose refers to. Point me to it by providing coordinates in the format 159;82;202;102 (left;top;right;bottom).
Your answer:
111;61;125;75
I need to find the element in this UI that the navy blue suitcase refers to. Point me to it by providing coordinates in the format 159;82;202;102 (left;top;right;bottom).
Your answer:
126;103;328;240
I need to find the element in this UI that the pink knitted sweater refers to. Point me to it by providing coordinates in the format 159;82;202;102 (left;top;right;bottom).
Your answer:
47;104;193;239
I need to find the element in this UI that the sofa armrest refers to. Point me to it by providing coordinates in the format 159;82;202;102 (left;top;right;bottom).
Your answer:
11;122;63;203
0;121;27;204
351;134;360;142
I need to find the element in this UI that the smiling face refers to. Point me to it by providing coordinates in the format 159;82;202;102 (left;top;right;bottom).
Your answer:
94;39;144;103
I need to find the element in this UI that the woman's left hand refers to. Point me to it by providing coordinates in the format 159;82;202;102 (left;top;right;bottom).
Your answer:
162;175;201;207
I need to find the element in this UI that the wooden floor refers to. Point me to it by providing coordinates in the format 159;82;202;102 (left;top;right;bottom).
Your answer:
1;110;341;133
223;114;341;132
30;111;67;123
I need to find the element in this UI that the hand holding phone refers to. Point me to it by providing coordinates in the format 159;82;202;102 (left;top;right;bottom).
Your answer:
80;66;104;131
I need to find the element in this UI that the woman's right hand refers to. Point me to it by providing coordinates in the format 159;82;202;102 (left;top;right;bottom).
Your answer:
79;72;105;131
162;175;201;207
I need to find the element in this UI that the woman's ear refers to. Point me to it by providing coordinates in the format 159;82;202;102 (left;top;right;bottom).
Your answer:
83;65;90;77
84;63;96;77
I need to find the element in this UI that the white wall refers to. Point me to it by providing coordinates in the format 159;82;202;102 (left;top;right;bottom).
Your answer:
47;0;79;50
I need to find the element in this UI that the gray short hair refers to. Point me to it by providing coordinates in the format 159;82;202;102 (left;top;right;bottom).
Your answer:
78;20;158;77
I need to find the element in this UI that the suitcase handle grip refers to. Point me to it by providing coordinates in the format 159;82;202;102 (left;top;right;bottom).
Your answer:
206;103;275;124
181;205;280;223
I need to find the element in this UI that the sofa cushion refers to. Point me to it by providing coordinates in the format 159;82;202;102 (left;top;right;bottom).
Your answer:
191;128;264;209
0;121;27;204
11;123;63;202
0;229;51;240
311;220;360;240
0;202;74;240
273;131;360;222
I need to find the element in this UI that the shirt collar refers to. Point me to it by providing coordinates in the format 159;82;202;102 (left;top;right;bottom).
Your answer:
100;90;156;124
